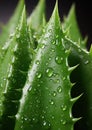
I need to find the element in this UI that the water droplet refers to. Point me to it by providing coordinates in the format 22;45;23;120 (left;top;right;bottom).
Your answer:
37;73;42;79
61;120;66;125
51;49;55;52
49;57;51;61
57;86;62;93
42;120;51;129
51;115;55;119
32;117;38;123
48;29;52;33
61;105;67;111
37;84;40;87
41;44;45;49
52;41;55;45
43;29;45;33
56;79;60;83
62;121;66;125
46;62;48;66
41;115;45;119
63;77;66;80
55;56;63;64
3;78;6;81
84;60;89;64
43;121;47;126
46;68;53;77
35;60;40;65
52;91;57;97
28;86;32;92
56;35;59;39
33;34;36;39
49;99;54;105
24;118;28;121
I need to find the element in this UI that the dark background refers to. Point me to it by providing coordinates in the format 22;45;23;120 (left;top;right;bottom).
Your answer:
0;0;92;49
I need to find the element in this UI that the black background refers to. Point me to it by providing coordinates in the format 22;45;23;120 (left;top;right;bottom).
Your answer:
0;0;92;48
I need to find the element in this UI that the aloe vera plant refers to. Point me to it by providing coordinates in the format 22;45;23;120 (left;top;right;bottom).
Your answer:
0;0;92;130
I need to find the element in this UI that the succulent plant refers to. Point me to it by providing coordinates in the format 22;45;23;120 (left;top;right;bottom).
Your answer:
0;0;92;130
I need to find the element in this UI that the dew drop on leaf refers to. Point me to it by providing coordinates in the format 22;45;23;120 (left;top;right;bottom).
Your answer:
43;121;47;126
63;77;66;80
42;120;51;129
61;119;66;125
51;49;55;52
62;121;66;125
35;60;40;65
48;29;52;33
56;35;59;39
24;117;28;121
57;86;62;93
56;79;60;83
55;56;63;64
52;91;57;97
32;117;38;123
41;44;45;49
49;99;54;105
49;57;51;61
37;73;42;79
52;41;55;45
28;86;32;92
46;68;53;77
41;115;45;119
51;115;55;119
37;84;40;87
46;62;48;66
61;105;67;111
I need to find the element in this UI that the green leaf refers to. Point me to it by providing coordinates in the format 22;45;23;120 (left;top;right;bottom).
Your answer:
27;0;46;49
0;7;32;130
0;0;24;65
63;4;86;49
14;3;77;130
28;0;45;31
0;0;24;45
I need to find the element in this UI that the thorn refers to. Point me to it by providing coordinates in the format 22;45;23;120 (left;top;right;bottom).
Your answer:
72;117;82;123
11;100;19;103
71;82;76;88
8;115;16;119
71;93;83;104
63;25;71;37
68;64;79;73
